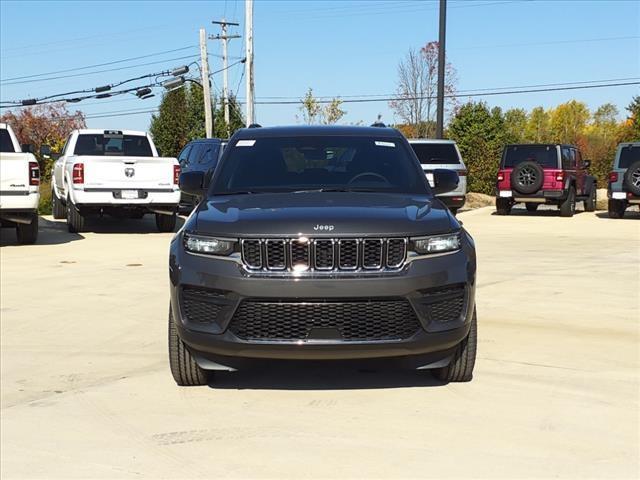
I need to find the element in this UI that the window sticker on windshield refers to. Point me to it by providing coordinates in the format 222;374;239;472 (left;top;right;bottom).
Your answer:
375;141;395;147
236;140;256;147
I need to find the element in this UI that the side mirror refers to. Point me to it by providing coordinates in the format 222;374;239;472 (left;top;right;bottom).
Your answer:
582;160;591;169
21;143;35;153
40;144;51;157
432;168;459;195
179;171;205;196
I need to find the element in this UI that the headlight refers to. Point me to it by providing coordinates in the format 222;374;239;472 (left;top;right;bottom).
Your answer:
184;233;235;255
412;232;461;254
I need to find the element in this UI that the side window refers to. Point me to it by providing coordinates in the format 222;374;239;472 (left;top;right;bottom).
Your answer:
60;135;72;156
561;147;573;170
178;145;192;167
574;149;582;168
188;144;205;167
199;147;212;164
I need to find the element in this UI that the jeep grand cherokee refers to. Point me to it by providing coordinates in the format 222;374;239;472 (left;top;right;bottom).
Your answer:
168;125;477;386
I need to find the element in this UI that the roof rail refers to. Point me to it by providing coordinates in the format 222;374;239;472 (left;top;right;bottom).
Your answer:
248;123;262;128
370;121;386;128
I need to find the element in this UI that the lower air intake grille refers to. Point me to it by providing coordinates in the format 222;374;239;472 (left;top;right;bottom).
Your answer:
229;299;421;341
182;287;225;325
420;285;466;323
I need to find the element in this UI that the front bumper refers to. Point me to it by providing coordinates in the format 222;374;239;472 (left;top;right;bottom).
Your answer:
169;232;476;368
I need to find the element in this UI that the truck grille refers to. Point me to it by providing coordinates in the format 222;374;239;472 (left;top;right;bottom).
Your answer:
241;237;407;272
229;299;421;341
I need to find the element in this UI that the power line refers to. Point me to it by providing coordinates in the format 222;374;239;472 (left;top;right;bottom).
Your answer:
1;46;198;82
0;54;200;86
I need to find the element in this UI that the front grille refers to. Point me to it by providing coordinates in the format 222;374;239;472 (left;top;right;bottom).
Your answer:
419;285;466;323
240;237;408;272
229;299;421;341
182;287;225;325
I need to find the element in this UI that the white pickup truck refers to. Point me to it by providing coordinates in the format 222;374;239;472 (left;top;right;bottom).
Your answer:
0;123;40;244
51;129;181;232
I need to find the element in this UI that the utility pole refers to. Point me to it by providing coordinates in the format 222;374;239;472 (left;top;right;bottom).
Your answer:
435;0;447;139
245;0;255;126
199;28;213;138
211;20;241;136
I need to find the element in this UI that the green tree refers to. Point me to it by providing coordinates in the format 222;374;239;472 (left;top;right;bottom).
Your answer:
549;100;590;143
503;108;528;143
447;101;508;194
185;83;207;140
524;106;551;142
214;93;245;137
299;88;323;124
149;88;188;158
622;95;640;140
323;98;346;124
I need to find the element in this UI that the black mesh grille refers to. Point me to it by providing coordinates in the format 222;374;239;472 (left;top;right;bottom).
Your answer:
314;240;334;269
229;299;421;341
362;239;383;269
241;240;262;269
266;240;286;269
387;238;406;267
182;288;224;325
338;240;358;269
290;240;310;270
420;285;466;323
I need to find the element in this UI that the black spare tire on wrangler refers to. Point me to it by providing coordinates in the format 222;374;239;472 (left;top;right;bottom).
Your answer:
511;161;544;195
623;160;640;196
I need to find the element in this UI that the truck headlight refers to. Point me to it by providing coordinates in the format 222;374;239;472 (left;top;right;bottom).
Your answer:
184;233;235;255
412;233;461;254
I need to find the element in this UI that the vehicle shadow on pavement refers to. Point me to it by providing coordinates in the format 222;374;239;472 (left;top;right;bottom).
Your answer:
595;210;640;220
210;365;444;390
47;215;185;234
0;217;82;247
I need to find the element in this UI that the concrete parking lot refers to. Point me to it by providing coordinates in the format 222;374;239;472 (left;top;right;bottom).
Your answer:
1;207;638;479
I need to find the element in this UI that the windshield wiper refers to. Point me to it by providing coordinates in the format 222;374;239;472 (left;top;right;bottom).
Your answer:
214;190;259;196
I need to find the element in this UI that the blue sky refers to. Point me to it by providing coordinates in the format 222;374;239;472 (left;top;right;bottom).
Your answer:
1;0;639;132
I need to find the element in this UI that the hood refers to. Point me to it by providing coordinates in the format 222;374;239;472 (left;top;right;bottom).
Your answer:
192;192;457;237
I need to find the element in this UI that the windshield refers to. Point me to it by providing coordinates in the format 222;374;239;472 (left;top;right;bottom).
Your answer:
502;145;558;168
410;143;461;165
210;136;429;195
0;129;16;153
619;145;640;168
74;134;153;156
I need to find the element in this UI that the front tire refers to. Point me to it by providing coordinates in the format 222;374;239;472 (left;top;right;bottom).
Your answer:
608;199;626;219
16;214;38;244
156;212;177;232
66;198;85;233
168;309;209;386
525;203;539;212
559;187;576;217
433;309;477;382
52;189;66;219
496;198;511;215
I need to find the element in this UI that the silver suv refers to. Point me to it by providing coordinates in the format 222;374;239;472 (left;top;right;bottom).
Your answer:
408;139;467;215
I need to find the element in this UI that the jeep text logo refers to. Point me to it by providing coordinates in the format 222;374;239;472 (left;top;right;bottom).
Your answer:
313;224;334;231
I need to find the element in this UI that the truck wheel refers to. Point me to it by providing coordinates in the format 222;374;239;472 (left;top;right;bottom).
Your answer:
156;212;177;232
51;189;66;219
495;198;511;215
608;199;626;219
16;214;38;244
433;309;477;382
525;203;539;212
584;186;596;212
168;309;209;386
559;187;576;217
66;199;85;233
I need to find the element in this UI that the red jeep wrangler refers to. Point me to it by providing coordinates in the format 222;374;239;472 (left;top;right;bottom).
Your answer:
495;144;597;217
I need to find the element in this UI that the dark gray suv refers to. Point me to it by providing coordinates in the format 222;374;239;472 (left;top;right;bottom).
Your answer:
169;125;477;386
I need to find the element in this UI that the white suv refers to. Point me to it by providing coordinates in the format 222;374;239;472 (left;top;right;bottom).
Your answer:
408;139;467;215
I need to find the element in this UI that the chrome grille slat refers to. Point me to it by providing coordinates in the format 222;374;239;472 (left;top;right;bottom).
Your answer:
242;237;407;272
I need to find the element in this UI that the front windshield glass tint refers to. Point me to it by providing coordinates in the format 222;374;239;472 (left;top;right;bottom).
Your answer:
74;134;153;156
619;145;640;168
502;145;558;168
211;136;429;194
